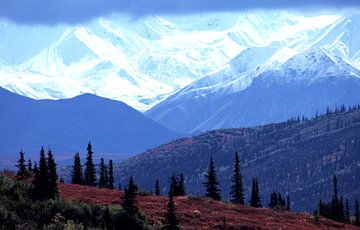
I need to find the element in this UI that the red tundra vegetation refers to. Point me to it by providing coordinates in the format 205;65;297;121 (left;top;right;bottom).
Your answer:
59;183;359;229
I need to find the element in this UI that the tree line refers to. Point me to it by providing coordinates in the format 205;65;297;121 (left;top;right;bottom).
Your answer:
15;143;360;228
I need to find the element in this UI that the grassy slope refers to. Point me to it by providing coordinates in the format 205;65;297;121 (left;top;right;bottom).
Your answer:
59;183;359;229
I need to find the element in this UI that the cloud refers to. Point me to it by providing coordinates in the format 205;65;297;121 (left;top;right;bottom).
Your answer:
0;0;359;25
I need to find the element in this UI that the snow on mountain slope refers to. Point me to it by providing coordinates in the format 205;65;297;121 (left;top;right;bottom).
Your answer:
0;12;341;111
147;47;360;133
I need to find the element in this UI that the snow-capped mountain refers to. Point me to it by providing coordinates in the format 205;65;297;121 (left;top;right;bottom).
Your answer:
147;47;360;133
0;12;341;111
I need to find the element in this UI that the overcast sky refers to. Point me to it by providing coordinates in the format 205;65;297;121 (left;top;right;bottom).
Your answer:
0;0;359;25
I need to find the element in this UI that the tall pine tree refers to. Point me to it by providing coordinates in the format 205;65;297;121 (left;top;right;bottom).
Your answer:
71;152;83;184
107;160;115;189
155;180;161;196
203;157;221;201
250;178;262;208
32;147;49;200
122;177;138;215
230;152;244;204
27;158;32;172
16;150;28;180
98;158;107;188
355;199;360;226
178;174;185;196
84;142;96;186
47;149;58;199
163;190;180;230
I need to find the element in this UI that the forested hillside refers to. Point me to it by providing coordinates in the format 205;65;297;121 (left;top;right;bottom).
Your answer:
118;106;360;211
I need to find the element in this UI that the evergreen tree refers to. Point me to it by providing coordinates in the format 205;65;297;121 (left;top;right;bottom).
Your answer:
203;157;221;201
120;178;146;230
355;199;360;226
177;174;185;196
155;180;161;196
250;178;262;208
286;195;290;211
345;198;350;224
84;142;96;186
122;177;139;215
170;175;177;196
163;191;180;230
59;177;64;183
27;158;32;172
103;206;113;230
118;183;122;191
339;196;345;222
32;147;49;200
47;148;59;199
71;152;83;185
98;158;107;188
107;160;115;189
16;150;28;180
230;152;244;204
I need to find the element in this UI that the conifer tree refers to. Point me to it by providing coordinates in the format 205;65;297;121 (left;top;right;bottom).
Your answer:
345;198;350;224
177;174;185;196
32;147;49;200
27;158;32;172
122;177;139;215
155;180;161;196
286;195;290;211
103;206;113;230
71;152;83;185
203;157;221;201
355;199;360;226
107;160;115;189
47;148;58;199
250;178;262;208
118;183;122;191
163;190;180;230
98;158;107;188
16;150;28;180
170;175;178;196
230;152;244;204
84;142;96;186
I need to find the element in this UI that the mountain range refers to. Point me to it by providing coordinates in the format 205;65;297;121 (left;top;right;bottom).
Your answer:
0;87;180;168
0;12;345;112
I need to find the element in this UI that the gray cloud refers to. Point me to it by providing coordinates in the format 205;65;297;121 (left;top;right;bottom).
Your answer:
0;0;359;25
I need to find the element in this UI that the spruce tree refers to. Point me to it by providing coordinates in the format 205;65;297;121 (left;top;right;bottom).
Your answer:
230;152;244;204
155;180;161;196
203;157;221;201
250;178;262;208
286;195;290;211
108;160;115;189
345;198;350;224
27;158;32;172
98;158;107;188
170;175;178;196
355;199;360;226
84;142;96;186
163;191;180;230
177;174;185;196
71;152;83;185
47;148;59;199
122;177;138;215
32;147;49;200
16;150;28;180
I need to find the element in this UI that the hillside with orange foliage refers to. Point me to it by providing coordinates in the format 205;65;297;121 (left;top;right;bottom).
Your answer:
58;183;359;229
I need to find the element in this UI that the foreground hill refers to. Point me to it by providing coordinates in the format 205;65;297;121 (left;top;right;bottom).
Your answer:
119;106;360;211
0;87;180;167
59;183;358;229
